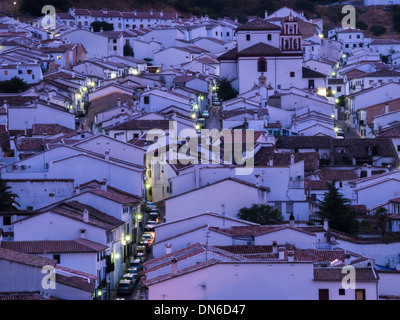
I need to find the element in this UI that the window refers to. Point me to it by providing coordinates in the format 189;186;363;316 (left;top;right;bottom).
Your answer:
337;86;342;92
113;39;117;43
339;289;345;296
267;34;272;41
4;71;7;75
310;194;317;202
3;216;11;225
144;96;149;104
308;79;315;89
53;254;61;264
246;34;250;41
345;44;349;48
27;70;32;74
113;46;117;51
226;32;229;36
257;58;266;72
319;289;329;300
290;72;295;77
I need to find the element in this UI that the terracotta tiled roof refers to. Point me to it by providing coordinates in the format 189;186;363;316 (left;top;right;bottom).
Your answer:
210;225;316;237
0;247;57;268
275;136;333;149
236;17;281;31
254;147;320;171
317;170;359;181
305;179;330;190
0;292;60;300
90;188;142;204
302;67;326;78
314;267;378;281
365;69;400;78
32;124;76;136
1;239;108;254
55;273;95;293
378;124;400;138
108;119;170;131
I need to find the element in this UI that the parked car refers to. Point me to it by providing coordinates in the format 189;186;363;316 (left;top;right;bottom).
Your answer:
146;202;157;211
129;258;142;270
126;267;138;275
197;118;206;127
147;220;156;226
117;279;134;294
142;233;155;245
149;213;159;223
122;273;137;284
144;225;155;233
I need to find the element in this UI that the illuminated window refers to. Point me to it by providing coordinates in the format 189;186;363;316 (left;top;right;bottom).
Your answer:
57;55;61;59
4;71;7;75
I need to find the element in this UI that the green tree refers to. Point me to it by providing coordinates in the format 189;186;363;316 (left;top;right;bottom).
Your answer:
237;203;283;225
315;181;359;234
0;179;20;212
123;43;134;57
90;21;114;32
0;77;28;93
369;25;386;36
216;78;238;102
374;207;390;236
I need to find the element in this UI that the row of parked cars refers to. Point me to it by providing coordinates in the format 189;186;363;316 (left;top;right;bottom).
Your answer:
116;202;160;295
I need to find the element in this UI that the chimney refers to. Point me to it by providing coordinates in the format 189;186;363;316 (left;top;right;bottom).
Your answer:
75;185;80;195
101;178;108;191
290;154;295;165
323;218;329;231
117;98;121;107
272;241;278;254
165;243;172;255
278;247;285;260
83;209;89;223
385;103;389;114
269;158;273;166
171;258;178;276
289;212;295;227
105;150;110;161
264;10;268;19
288;251;295;262
255;174;260;187
49;193;55;203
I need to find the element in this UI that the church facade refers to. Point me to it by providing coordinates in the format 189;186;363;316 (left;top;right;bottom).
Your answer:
219;14;315;94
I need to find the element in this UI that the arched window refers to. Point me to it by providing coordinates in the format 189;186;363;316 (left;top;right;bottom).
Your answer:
246;34;251;41
267;34;272;41
257;58;267;72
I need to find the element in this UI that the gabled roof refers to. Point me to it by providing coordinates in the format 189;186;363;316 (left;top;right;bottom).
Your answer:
0;247;57;268
236;17;281;31
1;238;108;254
18;201;125;232
164;177;270;201
302;67;327;78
